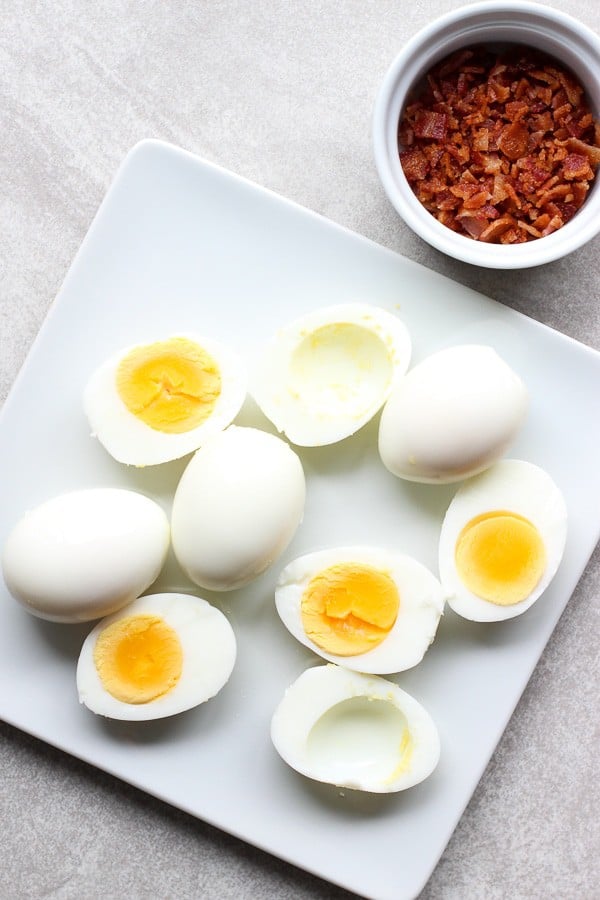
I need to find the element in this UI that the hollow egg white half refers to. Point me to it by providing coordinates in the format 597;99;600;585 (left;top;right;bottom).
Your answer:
378;344;528;483
77;592;236;720
172;426;306;591
275;547;445;674
84;333;246;466
271;664;440;793
1;488;169;623
439;459;567;622
251;303;411;446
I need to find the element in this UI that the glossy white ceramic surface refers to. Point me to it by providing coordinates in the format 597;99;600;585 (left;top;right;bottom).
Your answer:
1;140;600;900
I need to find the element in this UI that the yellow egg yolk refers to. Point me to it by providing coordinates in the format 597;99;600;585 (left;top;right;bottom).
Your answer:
93;614;183;704
455;510;546;606
116;337;221;433
300;563;400;656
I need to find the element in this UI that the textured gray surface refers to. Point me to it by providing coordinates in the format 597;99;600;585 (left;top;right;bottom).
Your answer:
1;1;599;898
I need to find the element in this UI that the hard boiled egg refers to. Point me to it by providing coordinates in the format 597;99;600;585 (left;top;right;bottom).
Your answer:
77;592;236;720
2;488;169;622
84;334;246;466
172;426;305;591
439;459;567;621
379;345;528;483
275;547;445;673
271;664;440;793
251;303;411;446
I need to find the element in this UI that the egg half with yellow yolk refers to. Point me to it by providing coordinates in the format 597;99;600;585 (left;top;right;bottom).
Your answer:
439;459;567;622
275;547;445;674
271;664;440;793
76;593;236;720
84;334;246;466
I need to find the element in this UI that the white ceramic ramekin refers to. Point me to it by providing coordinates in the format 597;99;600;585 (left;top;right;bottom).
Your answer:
373;1;600;268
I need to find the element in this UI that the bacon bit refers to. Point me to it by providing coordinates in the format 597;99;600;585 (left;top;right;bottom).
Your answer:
518;221;543;238
563;137;600;166
398;45;600;242
541;214;564;236
532;111;553;132
479;216;516;242
538;183;573;203
413;110;448;139
505;101;529;121
498;123;529;160
562;153;593;180
555;201;578;223
399;149;429;181
559;72;583;106
533;212;551;230
531;69;559;87
553;103;572;122
572;182;589;205
457;214;488;239
450;182;482;200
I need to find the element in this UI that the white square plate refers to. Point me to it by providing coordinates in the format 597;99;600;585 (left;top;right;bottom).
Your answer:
2;140;600;900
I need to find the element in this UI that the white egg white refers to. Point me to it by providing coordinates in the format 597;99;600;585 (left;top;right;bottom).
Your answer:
171;426;306;591
77;592;237;720
271;664;440;793
83;333;247;466
275;546;445;674
250;303;412;447
439;459;568;622
378;344;528;483
1;488;170;623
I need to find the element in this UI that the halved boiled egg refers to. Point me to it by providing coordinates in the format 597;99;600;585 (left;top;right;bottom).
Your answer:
84;334;246;465
439;459;567;622
275;547;445;673
77;592;236;720
271;664;440;793
250;304;411;446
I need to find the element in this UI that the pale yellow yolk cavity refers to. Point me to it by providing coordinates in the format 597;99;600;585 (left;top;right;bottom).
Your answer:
94;614;183;704
455;510;546;606
288;323;393;412
116;337;221;433
301;563;400;656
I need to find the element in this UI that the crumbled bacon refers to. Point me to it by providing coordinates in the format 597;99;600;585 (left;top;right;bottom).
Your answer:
413;110;448;140
398;46;600;243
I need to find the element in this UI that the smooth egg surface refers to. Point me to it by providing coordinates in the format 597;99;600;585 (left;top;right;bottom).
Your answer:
2;488;170;622
378;344;528;483
271;664;440;792
84;333;247;466
171;426;306;591
250;303;411;447
439;459;567;621
275;547;445;673
77;592;236;720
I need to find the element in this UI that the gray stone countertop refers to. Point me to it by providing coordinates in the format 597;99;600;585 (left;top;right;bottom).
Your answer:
1;1;598;898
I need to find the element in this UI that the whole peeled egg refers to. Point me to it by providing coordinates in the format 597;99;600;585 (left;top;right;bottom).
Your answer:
250;303;411;447
171;426;306;591
378;344;528;483
84;333;246;466
271;664;440;793
2;488;169;622
77;592;236;720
